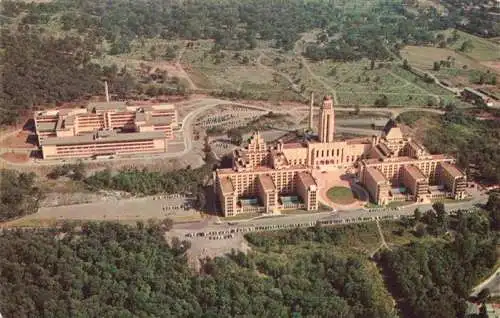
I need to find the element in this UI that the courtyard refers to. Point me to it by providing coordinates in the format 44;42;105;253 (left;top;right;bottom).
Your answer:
313;169;368;209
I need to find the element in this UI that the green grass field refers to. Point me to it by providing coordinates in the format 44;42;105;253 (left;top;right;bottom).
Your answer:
175;39;465;107
326;186;356;204
399;44;497;90
441;29;500;61
400;45;486;71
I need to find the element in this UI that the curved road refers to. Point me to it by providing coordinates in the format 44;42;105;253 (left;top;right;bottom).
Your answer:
0;97;445;167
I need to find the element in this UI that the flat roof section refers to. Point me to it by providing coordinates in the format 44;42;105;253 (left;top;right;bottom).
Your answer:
146;116;173;125
87;102;128;113
219;177;235;194
36;122;57;132
365;167;387;184
42;131;166;146
283;143;306;149
403;165;426;181
258;175;276;192
439;162;465;178
363;154;453;165
297;171;317;188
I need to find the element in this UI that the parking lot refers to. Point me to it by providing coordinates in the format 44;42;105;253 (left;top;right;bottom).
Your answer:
30;194;201;222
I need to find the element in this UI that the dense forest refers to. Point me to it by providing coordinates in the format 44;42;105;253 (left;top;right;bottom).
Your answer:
379;203;498;318
0;169;43;222
0;222;394;317
421;108;500;183
0;205;497;317
83;165;210;195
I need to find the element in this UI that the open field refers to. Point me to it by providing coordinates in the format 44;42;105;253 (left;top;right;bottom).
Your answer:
180;40;301;99
401;45;487;72
0;152;29;163
441;29;500;62
400;45;500;91
0;130;37;148
175;39;464;107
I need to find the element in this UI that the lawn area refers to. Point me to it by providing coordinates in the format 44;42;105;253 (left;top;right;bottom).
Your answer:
400;45;486;71
441;29;500;61
326;186;356;204
430;197;472;204
281;209;318;215
222;212;260;221
399;44;498;90
396;111;441;127
386;201;415;209
365;202;382;209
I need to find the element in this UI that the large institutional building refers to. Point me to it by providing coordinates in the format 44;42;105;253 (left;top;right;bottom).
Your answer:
34;102;178;160
214;96;467;216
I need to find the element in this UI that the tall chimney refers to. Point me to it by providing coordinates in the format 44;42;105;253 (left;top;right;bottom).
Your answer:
309;92;314;131
104;81;110;103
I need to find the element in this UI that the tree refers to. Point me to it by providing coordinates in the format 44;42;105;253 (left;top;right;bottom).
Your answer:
227;128;243;146
161;218;174;231
477;288;490;303
72;160;86;181
0;170;42;222
459;40;474;52
432;202;445;215
433;61;440;71
485;194;500;231
400;216;411;228
374;95;389;107
415;223;426;237
402;59;411;70
353;105;360;115
414;208;422;222
164;46;177;61
195;189;207;211
426;97;435;107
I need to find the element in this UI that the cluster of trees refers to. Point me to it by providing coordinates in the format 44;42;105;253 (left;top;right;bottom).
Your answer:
84;165;212;197
0;222;393;317
0;29;103;125
302;3;459;62
439;0;500;37
485;193;500;231
47;161;86;181
432;56;456;71
469;70;497;85
245;222;377;248
0;169;43;222
424;108;500;183
4;0;340;52
0;28;160;126
374;95;390;107
379;205;498;318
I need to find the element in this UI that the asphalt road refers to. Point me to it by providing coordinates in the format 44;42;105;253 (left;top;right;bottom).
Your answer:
0;97;448;167
470;268;500;297
174;194;488;237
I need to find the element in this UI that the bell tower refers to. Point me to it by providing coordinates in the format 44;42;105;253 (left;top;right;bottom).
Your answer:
318;95;335;143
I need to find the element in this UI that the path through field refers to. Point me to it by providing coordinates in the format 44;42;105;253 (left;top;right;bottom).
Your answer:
175;42;198;90
293;37;339;104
